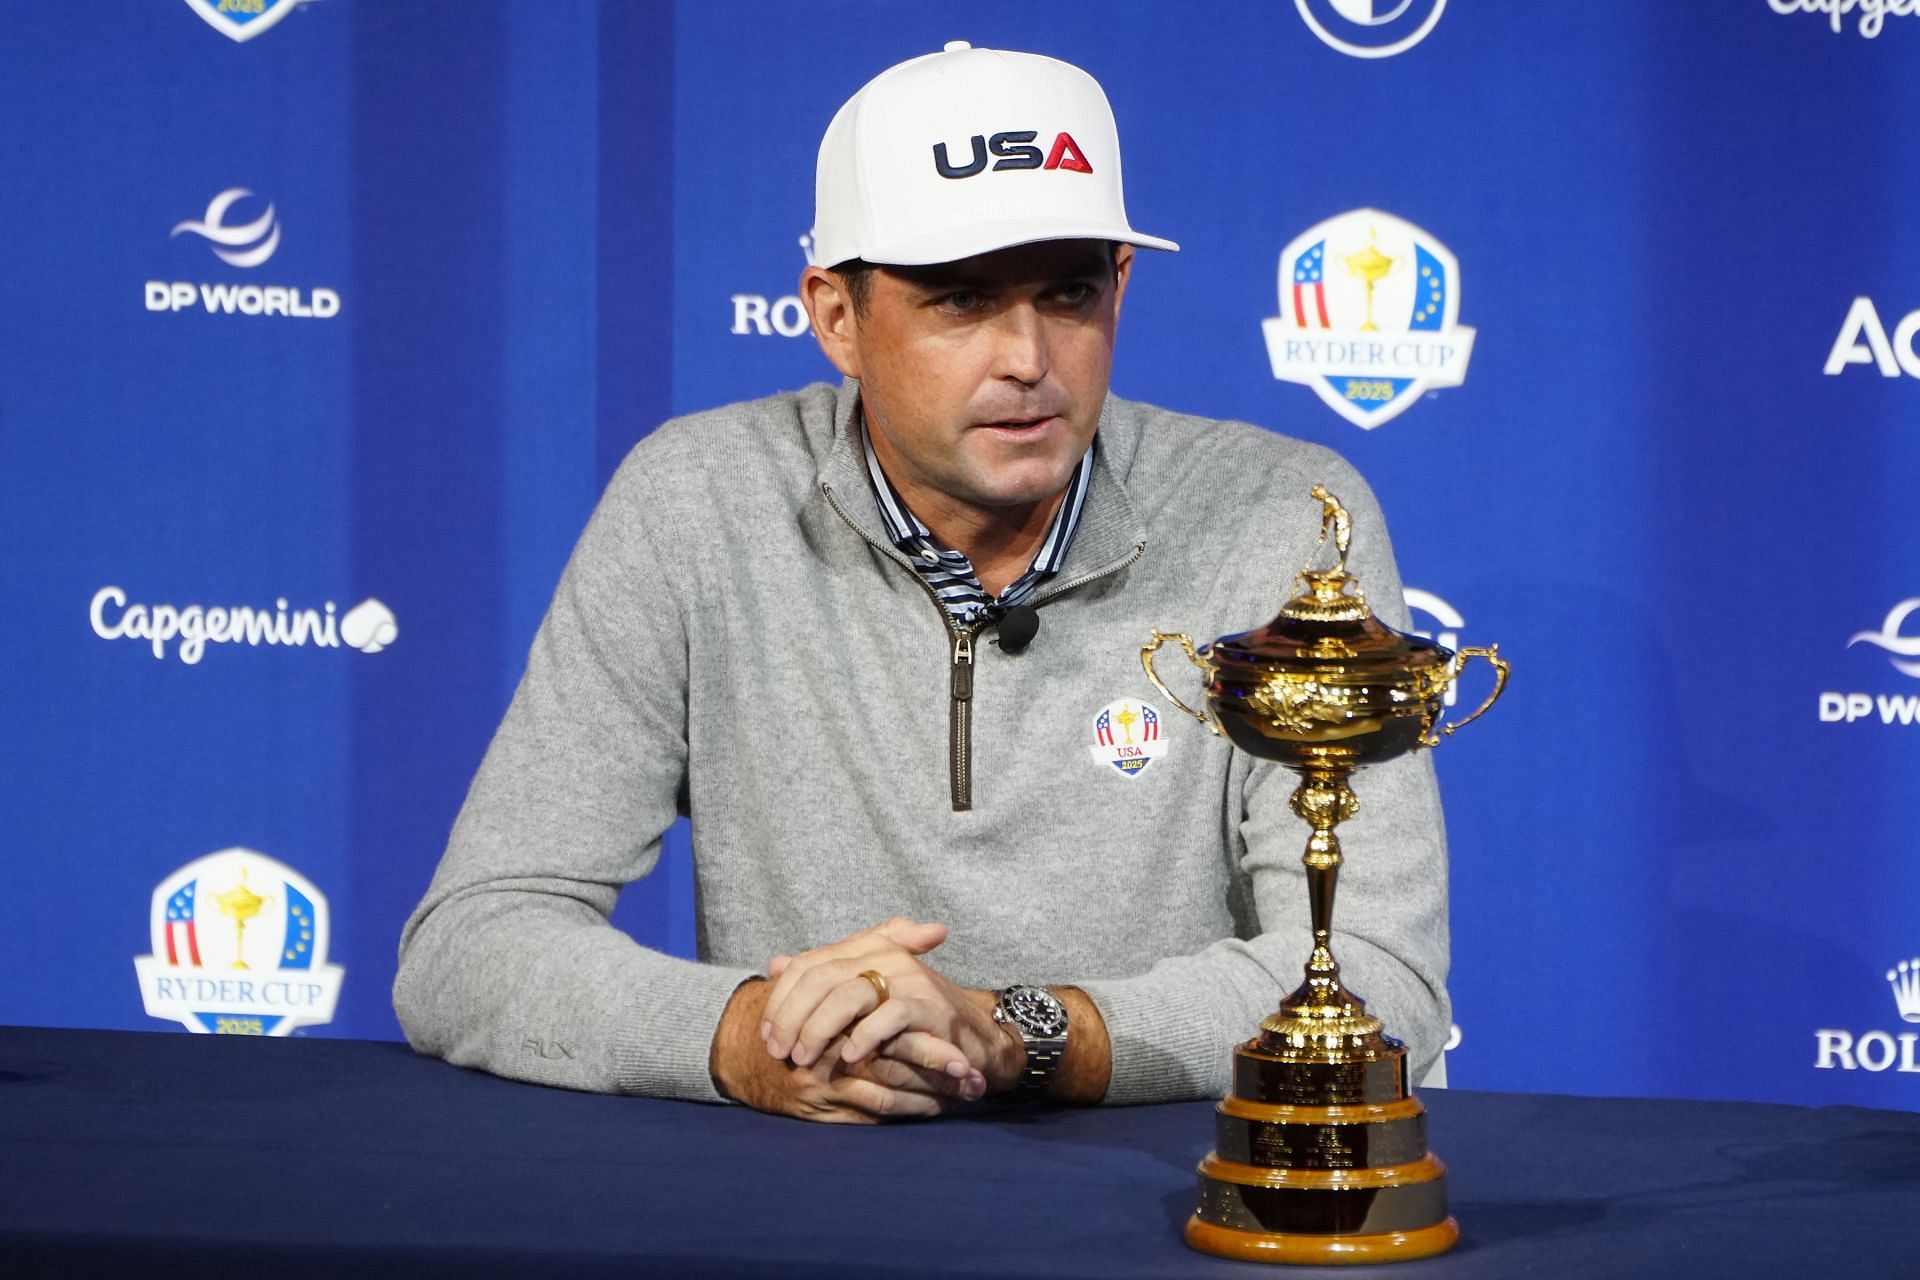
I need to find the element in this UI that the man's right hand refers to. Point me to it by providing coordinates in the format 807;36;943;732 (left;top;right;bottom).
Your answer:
708;975;978;1123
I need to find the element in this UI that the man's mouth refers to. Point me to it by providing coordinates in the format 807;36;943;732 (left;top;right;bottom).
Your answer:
977;415;1057;433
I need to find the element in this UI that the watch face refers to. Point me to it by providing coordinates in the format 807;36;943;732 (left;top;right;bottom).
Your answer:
1004;986;1069;1038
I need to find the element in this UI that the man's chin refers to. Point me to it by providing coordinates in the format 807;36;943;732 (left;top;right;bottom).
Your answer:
954;473;1079;511
957;441;1089;508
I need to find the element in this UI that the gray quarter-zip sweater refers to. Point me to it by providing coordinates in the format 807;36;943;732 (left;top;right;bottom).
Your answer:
394;379;1450;1104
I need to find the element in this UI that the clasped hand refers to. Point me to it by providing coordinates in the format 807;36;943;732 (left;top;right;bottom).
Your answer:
714;917;1021;1123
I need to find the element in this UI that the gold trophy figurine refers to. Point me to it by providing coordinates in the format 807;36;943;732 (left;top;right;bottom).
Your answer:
1343;231;1396;333
214;867;270;971
1143;487;1507;1265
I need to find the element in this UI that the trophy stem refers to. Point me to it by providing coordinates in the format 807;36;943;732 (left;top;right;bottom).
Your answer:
1262;764;1381;1050
1306;824;1340;970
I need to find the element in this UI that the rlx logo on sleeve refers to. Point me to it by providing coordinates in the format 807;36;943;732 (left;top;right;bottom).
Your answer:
933;131;1093;179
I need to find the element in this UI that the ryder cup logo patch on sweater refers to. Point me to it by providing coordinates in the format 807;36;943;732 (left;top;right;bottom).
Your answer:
1089;698;1167;777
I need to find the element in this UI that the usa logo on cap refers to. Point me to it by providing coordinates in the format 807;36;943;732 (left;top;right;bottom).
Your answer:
806;41;1177;269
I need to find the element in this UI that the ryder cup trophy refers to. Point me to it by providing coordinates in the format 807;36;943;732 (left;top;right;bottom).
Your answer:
1142;486;1508;1265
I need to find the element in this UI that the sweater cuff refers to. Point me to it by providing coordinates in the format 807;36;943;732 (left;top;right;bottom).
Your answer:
1077;967;1238;1106
611;963;760;1104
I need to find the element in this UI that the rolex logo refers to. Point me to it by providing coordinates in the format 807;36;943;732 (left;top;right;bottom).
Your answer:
1890;958;1920;1024
1814;955;1920;1074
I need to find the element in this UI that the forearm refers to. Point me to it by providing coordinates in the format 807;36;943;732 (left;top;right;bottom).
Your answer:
1049;986;1112;1103
709;976;771;1102
396;885;756;1100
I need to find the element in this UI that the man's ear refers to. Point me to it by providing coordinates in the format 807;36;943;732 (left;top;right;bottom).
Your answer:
800;267;861;379
1110;243;1134;325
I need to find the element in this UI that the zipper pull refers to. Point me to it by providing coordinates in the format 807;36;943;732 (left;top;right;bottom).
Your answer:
951;628;974;700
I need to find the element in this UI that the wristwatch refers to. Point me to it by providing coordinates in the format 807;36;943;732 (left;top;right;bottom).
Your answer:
993;985;1070;1099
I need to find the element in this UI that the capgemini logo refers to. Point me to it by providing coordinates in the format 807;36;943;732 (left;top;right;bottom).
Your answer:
171;188;281;268
1847;599;1920;679
90;587;397;664
1768;0;1920;39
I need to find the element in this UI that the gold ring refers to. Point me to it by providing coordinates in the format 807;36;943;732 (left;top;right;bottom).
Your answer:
857;969;889;1008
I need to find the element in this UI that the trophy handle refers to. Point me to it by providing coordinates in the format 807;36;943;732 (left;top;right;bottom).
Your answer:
1141;631;1221;735
1426;645;1509;745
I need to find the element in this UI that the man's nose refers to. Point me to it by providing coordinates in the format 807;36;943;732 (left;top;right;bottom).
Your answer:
992;305;1049;385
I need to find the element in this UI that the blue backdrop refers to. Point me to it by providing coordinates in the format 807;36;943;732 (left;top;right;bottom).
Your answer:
3;0;1917;1111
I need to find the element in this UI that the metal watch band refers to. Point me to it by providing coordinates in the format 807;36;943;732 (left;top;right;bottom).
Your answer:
995;985;1069;1100
1016;1038;1065;1096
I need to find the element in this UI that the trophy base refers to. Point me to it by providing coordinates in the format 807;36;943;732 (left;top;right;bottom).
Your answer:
1184;1033;1458;1266
1185;1215;1459;1265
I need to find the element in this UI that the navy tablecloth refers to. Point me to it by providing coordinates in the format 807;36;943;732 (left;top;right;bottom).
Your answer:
1;1025;1915;1278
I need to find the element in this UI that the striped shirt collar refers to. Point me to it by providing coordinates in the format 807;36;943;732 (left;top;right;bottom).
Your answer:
859;414;1093;623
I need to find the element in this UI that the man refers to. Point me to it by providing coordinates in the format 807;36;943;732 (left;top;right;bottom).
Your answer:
394;42;1449;1122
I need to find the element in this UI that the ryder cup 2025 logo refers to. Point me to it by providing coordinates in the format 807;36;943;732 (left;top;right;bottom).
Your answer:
183;0;321;44
134;849;344;1036
1814;957;1920;1074
1263;209;1475;430
1089;698;1168;777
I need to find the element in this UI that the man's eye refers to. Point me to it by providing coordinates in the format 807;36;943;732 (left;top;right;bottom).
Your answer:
1052;282;1097;306
941;291;982;312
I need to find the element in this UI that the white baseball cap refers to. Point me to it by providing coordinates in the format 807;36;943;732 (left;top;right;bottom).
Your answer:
807;41;1179;269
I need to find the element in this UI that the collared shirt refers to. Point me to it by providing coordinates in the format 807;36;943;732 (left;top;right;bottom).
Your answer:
860;419;1092;628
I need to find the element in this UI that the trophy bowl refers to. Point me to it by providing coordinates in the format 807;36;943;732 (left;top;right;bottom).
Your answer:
1143;486;1507;1266
1162;574;1470;765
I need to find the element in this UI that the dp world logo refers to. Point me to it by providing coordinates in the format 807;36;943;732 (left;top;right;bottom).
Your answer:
172;188;280;268
1849;598;1920;678
1263;208;1475;430
1818;597;1920;727
1296;0;1447;58
147;189;340;319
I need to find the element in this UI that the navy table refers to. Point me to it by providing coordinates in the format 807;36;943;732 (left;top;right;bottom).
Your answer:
1;1025;1916;1278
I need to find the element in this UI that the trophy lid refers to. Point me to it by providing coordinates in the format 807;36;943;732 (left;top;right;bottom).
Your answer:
1206;488;1451;682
